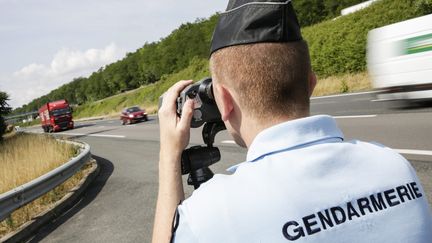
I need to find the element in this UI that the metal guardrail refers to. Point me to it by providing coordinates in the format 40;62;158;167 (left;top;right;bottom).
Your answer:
0;140;91;222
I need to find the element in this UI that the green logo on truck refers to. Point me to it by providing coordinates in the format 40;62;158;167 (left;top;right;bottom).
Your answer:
404;33;432;55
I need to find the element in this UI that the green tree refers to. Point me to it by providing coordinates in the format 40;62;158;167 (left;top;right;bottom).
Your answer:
0;91;12;139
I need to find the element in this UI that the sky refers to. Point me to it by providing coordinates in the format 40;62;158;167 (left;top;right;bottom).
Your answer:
0;0;227;108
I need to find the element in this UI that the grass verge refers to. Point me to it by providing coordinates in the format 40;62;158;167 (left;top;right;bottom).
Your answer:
0;133;90;237
313;72;372;97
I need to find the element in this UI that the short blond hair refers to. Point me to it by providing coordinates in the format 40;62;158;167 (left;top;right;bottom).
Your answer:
210;41;311;120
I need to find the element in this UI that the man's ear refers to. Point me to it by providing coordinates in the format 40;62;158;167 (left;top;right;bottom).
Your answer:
308;71;317;97
216;84;234;122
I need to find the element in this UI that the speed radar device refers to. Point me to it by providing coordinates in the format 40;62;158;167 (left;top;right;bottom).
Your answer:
159;78;226;189
176;78;226;189
176;78;222;128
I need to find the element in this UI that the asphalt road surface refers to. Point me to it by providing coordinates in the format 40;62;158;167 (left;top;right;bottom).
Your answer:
25;92;432;242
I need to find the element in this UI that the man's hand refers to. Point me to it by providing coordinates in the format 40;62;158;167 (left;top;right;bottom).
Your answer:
158;80;195;156
153;80;194;243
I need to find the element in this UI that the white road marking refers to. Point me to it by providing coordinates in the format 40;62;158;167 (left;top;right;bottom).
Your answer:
333;115;377;119
58;132;125;138
395;149;432;156
352;97;372;102
221;140;236;144
313;100;337;105
371;98;394;102
311;91;378;100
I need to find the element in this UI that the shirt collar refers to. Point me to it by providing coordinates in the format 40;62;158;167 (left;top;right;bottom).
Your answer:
227;115;344;172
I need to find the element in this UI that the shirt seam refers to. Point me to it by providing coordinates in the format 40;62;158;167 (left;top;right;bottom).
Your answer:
249;136;344;162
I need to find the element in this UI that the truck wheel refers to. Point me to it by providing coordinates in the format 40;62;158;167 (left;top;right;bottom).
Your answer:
48;126;53;133
121;119;126;125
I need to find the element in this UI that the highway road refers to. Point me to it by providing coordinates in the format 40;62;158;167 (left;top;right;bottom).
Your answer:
25;92;432;242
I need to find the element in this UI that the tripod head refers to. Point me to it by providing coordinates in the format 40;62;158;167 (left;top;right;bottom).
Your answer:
181;121;226;189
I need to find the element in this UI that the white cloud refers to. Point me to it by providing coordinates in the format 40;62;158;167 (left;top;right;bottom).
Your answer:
13;63;46;77
49;44;119;75
3;43;124;108
0;0;228;109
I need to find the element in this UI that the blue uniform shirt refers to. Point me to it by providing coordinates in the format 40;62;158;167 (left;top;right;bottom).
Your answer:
173;115;432;242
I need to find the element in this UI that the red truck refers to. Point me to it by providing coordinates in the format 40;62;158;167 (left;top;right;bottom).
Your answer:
39;100;74;133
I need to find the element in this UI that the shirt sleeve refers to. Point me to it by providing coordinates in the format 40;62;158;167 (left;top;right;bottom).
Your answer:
171;205;199;243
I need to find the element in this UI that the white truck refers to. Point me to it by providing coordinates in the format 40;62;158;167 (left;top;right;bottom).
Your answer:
367;14;432;101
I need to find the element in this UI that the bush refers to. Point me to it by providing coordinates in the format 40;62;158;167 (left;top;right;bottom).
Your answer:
415;0;432;14
292;0;366;27
303;0;430;77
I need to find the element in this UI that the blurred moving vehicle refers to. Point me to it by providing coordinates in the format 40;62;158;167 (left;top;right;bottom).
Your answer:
121;106;148;125
367;14;432;102
39;99;74;133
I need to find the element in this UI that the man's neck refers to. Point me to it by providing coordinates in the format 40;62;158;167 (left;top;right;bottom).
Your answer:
241;114;308;149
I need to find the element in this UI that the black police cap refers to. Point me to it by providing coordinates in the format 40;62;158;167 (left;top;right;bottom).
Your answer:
210;0;302;55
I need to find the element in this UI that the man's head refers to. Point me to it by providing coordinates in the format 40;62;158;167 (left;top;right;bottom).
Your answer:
210;41;316;147
208;0;315;147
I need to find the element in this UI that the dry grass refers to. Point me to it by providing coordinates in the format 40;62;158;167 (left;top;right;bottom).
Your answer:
0;163;94;238
312;72;372;97
0;133;91;237
0;133;76;193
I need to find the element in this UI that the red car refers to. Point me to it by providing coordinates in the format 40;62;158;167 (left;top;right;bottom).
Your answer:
120;106;148;125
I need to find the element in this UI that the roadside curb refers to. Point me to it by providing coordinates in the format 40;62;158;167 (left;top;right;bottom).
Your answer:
75;116;108;122
1;159;100;243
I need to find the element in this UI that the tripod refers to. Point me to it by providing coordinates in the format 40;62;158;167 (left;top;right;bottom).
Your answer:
181;122;226;189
